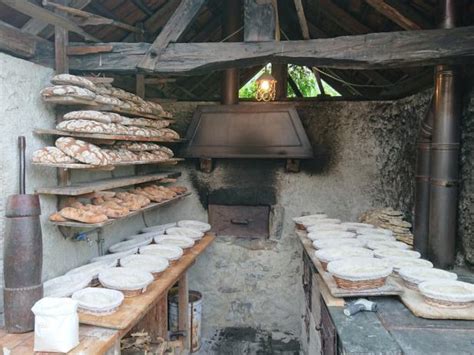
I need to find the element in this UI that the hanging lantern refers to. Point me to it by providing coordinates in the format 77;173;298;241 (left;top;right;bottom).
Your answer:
255;72;277;102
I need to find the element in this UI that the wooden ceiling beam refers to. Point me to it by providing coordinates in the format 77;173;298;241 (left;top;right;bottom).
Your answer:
0;0;98;42
138;0;208;72
43;0;143;34
21;0;90;36
67;26;474;73
365;0;430;30
0;20;43;58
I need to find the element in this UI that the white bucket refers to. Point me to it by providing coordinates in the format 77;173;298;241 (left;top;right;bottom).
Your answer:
169;290;202;353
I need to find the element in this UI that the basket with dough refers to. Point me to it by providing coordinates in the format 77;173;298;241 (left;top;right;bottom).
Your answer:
366;240;411;251
327;257;392;290
154;235;195;251
357;234;396;246
72;287;124;315
44;274;92;298
398;266;457;290
292;213;328;230
139;244;183;264
166;227;204;240
314;247;374;271
66;260;116;286
99;267;154;297
356;227;393;237
418;280;474;308
340;222;374;231
120;254;169;279
312;238;364;250
385;257;433;275
307;223;348;233
177;220;211;233
374;248;421;259
307;230;356;241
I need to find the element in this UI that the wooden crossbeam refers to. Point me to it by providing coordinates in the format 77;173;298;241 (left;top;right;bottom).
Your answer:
43;0;143;33
21;0;90;36
365;0;430;30
138;0;208;72
0;20;53;65
0;0;98;42
66;26;474;74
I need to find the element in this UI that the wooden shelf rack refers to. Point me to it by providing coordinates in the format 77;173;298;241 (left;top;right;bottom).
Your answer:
36;171;181;196
50;192;192;229
32;158;183;171
34;128;186;143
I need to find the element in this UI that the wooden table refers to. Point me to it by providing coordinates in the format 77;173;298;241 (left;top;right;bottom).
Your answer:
0;325;119;355
0;234;215;354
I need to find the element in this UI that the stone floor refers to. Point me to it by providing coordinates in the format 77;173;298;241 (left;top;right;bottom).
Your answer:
197;327;301;355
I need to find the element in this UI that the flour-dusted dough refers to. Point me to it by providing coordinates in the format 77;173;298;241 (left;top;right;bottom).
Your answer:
32;146;77;164
51;74;96;92
55;137;111;166
63;110;123;124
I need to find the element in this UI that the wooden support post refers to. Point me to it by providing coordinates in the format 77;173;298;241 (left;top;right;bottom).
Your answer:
272;63;287;100
131;295;168;342
54;0;70;187
178;273;190;351
136;74;145;98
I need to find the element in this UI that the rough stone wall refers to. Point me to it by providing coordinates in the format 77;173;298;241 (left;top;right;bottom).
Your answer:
160;95;436;351
459;85;474;265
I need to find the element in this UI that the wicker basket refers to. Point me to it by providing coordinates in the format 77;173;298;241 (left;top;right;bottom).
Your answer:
333;275;387;290
423;296;473;309
122;288;146;298
78;305;121;315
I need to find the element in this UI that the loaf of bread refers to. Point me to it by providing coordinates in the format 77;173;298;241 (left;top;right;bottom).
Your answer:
51;74;96;92
59;207;108;224
158;128;180;140
95;94;122;107
49;212;67;222
32;146;77;164
55;137;110;166
56;120;129;135
63;110;123;124
40;85;96;104
121;117;171;129
102;149;138;163
94;84;113;96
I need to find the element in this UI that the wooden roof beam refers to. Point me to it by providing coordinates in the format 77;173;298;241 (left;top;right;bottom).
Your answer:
365;0;431;30
66;26;474;74
138;0;208;72
0;0;98;42
21;0;90;36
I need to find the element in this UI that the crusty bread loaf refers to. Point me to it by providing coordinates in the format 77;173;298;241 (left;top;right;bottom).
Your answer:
51;74;96;92
55;137;110;166
63;110;123;124
59;207;108;224
57;120;129;135
40;85;96;104
49;212;67;222
95;94;122;107
158;128;180;140
121;117;171;129
32;146;77;164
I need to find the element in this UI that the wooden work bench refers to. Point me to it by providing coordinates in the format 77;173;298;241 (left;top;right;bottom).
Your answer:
0;234;215;354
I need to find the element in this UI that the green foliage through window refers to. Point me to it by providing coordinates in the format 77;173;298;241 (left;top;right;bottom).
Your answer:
239;64;340;99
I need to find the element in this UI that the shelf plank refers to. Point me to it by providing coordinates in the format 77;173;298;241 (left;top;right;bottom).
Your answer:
32;158;183;170
79;234;215;333
34;128;186;143
49;192;192;228
36;171;181;196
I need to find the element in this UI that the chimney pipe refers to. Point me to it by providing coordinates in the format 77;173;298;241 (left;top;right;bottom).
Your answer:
413;99;434;257
428;0;462;268
221;0;241;105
